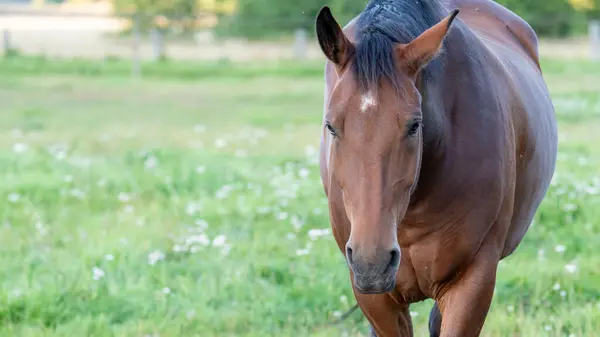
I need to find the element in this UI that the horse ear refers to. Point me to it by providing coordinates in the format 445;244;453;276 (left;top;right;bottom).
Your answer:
316;6;354;69
397;9;460;75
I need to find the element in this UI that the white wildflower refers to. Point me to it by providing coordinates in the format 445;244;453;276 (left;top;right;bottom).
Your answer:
257;207;270;214
92;267;105;280
195;219;208;230
296;248;310;256
12;143;29;153
10;288;22;298
299;168;310;179
221;244;232;256
35;221;48;237
304;145;317;158
276;212;289;221
564;263;578;274
215;185;234;200
308;228;331;240
290;215;304;230
70;189;86;199
148;250;165;265
186;202;200;216
585;186;599;195
212;235;226;247
118;192;130;203
214;138;227;148
173;244;187;253
7;193;20;203
144;156;158;170
186;234;210;246
193;124;206;133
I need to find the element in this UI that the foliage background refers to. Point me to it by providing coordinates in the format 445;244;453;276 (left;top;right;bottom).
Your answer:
211;0;591;39
106;0;596;38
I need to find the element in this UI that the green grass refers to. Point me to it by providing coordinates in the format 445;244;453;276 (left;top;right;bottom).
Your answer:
1;54;599;81
0;57;599;336
0;55;325;81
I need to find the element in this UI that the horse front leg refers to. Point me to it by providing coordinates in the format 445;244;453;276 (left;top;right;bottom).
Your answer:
435;245;499;337
352;281;413;337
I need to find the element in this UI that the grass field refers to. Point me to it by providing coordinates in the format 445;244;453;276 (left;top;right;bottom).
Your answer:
0;57;599;336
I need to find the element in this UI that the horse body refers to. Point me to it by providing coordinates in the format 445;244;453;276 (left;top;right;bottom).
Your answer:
318;0;556;336
452;0;558;258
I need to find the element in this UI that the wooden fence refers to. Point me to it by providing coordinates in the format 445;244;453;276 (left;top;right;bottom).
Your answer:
1;4;599;78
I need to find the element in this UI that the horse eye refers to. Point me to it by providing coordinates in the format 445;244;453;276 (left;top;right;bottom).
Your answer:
326;122;337;137
408;121;421;136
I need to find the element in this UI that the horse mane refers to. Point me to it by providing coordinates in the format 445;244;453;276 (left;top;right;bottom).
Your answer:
353;0;447;92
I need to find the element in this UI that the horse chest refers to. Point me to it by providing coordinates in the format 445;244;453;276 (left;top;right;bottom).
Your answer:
396;217;491;299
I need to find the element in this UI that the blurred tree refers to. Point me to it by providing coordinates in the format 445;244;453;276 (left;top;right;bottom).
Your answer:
112;0;233;33
198;0;236;13
113;0;196;17
216;0;586;39
570;0;600;60
569;0;600;18
496;0;585;37
216;0;367;39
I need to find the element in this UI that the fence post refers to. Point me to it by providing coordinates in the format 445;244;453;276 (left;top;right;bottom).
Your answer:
293;28;308;60
590;20;600;61
132;14;142;78
2;29;10;56
150;28;165;61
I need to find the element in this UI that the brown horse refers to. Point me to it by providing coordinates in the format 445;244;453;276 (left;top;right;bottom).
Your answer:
316;0;557;336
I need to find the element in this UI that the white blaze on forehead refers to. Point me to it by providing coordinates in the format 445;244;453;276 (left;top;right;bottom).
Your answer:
360;91;377;112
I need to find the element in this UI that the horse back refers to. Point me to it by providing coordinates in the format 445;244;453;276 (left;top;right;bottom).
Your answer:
450;0;540;69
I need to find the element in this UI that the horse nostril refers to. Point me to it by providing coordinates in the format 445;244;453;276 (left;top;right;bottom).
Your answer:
389;248;400;268
346;245;354;264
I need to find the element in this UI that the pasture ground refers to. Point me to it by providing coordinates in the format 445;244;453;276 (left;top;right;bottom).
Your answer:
0;58;599;336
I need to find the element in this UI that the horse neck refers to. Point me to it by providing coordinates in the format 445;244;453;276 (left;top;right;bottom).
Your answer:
410;25;470;205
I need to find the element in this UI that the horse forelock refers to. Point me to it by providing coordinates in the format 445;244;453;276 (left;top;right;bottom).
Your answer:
351;0;447;94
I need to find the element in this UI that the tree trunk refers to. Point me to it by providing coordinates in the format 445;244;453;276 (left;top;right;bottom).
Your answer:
590;20;600;61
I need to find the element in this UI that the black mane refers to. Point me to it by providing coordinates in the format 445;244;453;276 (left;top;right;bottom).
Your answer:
353;0;447;91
